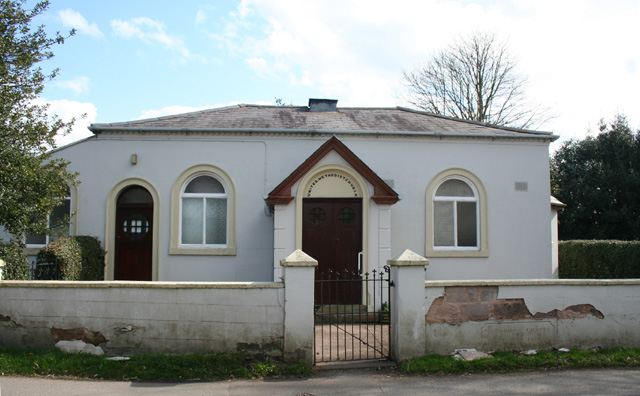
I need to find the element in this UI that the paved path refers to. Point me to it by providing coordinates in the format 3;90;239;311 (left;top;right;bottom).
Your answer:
1;368;640;395
314;323;389;362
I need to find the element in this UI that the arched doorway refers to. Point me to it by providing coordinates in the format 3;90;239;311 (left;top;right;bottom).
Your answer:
114;185;153;280
297;167;367;304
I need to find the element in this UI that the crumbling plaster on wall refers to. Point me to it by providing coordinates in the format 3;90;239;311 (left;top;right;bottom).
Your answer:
425;286;604;324
51;327;107;346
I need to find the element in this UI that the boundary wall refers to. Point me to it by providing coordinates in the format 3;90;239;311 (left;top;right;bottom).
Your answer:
0;250;317;363
0;281;285;356
2;250;640;363
388;250;640;360
423;279;640;354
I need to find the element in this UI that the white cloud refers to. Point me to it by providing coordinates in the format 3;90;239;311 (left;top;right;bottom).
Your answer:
245;57;271;75
58;9;104;38
138;101;274;120
54;76;90;95
214;0;639;144
34;99;98;147
138;105;213;120
196;10;207;26
289;70;312;87
111;17;190;57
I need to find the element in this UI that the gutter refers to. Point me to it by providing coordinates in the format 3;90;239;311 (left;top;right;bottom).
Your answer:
87;126;559;142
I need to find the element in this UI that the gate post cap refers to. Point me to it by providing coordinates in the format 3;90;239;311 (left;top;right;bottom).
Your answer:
388;249;429;266
280;249;318;267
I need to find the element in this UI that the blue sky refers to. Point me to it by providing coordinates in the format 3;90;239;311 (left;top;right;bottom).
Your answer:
31;0;639;149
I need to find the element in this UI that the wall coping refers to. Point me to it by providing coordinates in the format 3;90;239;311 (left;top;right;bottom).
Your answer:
426;279;640;287
388;249;429;266
0;281;284;289
280;249;318;267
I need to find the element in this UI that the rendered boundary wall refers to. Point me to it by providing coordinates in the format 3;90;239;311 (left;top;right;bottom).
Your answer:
424;280;640;354
0;281;285;356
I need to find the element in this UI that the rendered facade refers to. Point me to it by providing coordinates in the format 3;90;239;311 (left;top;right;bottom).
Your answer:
31;99;558;282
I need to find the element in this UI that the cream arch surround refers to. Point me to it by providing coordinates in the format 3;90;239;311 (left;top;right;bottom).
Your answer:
295;163;370;274
105;178;161;281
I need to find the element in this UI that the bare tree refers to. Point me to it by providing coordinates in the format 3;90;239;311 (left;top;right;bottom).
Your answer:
403;32;551;129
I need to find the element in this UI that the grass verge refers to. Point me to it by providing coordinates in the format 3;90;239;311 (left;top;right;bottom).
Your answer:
0;348;311;381
399;347;640;375
2;347;640;381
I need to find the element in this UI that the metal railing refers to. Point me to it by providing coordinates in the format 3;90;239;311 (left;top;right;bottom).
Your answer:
30;263;60;280
314;266;391;363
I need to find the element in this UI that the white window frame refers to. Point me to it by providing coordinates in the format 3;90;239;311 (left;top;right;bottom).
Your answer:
179;173;229;248
426;168;489;258
170;165;237;256
25;188;75;253
433;177;479;250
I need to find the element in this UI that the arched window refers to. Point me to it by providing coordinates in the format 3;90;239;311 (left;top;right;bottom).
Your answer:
433;178;478;248
180;175;228;246
170;165;236;255
426;169;488;257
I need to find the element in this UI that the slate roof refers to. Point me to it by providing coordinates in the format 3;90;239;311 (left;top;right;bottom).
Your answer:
89;104;556;140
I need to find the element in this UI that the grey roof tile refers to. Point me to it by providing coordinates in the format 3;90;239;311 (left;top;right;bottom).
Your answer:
89;104;554;138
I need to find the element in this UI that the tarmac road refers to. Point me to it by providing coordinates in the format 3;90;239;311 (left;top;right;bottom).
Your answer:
1;368;640;396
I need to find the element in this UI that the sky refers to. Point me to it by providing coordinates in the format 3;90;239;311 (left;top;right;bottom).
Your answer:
30;0;640;150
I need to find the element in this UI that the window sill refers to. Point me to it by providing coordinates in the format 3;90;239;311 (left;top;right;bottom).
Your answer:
426;248;489;258
169;245;236;256
24;247;44;256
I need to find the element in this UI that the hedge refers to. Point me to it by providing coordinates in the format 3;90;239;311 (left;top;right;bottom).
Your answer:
559;240;640;279
36;236;105;280
0;242;30;280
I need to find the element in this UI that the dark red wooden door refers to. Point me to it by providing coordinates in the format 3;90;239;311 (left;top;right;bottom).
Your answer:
303;198;362;304
114;187;153;281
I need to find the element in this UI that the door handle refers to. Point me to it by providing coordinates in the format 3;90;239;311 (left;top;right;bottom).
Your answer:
358;251;363;272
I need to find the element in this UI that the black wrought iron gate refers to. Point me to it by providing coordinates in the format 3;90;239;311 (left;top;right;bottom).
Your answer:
314;266;391;363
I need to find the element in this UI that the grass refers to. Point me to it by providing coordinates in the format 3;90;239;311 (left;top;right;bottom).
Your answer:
399;347;640;375
2;347;640;381
0;348;311;381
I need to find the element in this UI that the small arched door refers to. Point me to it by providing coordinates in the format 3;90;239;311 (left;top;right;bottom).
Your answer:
114;186;153;280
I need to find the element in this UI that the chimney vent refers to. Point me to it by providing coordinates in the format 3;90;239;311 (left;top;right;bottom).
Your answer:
308;98;338;112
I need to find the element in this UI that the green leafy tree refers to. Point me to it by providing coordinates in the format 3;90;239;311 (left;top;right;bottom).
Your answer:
0;0;76;278
551;115;640;240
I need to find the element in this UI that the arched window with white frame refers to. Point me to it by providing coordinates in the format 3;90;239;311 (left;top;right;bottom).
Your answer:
170;165;236;256
180;174;228;246
433;178;478;248
426;169;488;257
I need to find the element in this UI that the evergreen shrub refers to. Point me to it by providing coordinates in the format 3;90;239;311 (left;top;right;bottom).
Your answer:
0;242;30;280
559;240;640;279
36;236;105;280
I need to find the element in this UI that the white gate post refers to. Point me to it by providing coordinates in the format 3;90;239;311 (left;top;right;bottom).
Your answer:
388;249;429;361
280;249;317;364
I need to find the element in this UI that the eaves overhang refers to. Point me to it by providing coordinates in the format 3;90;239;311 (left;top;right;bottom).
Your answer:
88;126;559;142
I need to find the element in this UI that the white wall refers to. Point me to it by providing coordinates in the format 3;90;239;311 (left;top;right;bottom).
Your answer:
423;280;640;354
0;281;284;355
51;133;553;282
